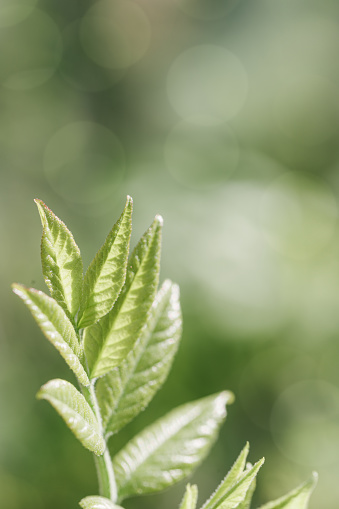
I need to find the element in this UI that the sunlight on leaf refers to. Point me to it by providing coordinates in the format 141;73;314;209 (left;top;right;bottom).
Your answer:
79;496;124;509
37;379;105;455
84;215;162;378
35;199;83;320
78;196;133;329
97;279;182;435
12;284;89;386
113;391;234;500
179;484;198;509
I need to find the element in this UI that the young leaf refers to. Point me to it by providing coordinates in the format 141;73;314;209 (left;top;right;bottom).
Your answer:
257;472;318;509
35;199;83;320
37;379;105;455
79;496;124;509
203;459;265;509
201;443;249;509
237;470;256;509
179;484;199;509
84;215;162;379
96;279;182;436
12;284;89;387
77;196;133;329
113;391;234;500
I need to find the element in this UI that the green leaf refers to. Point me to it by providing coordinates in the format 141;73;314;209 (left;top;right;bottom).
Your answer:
96;279;182;436
12;284;89;386
201;443;249;509
79;496;124;509
84;215;163;379
113;391;234;500
203;459;264;509
37;379;105;455
257;473;318;509
35;199;83;320
78;196;133;329
179;484;199;509
237;471;256;509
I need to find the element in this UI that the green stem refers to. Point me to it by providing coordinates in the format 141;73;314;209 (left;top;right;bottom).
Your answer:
82;381;118;502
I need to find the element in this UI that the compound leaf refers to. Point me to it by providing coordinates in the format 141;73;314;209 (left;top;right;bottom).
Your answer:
12;284;89;386
79;496;124;509
113;391;234;500
37;379;105;455
203;459;264;509
201;443;249;509
257;473;318;509
35;199;83;321
84;215;162;379
78;196;133;329
96;279;182;436
179;484;198;509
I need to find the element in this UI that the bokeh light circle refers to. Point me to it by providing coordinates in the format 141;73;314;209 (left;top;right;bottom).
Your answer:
261;171;338;260
273;75;339;147
0;0;38;27
271;380;339;466
174;0;240;21
60;20;125;92
165;120;239;189
0;9;62;90
80;0;151;70
167;45;248;124
44;122;125;205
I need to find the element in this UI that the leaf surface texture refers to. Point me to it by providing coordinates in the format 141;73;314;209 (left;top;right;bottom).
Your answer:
84;216;162;378
78;196;132;329
96;279;182;435
113;391;233;500
12;284;89;386
37;379;105;455
35;199;83;320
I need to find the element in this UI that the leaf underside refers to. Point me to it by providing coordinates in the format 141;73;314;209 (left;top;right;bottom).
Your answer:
35;199;83;320
79;496;124;509
179;484;199;509
257;473;318;509
37;379;105;455
78;196;133;329
84;215;162;379
96;279;182;436
113;391;233;501
12;284;89;386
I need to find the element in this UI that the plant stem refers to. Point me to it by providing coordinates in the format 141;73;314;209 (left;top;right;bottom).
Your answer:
82;381;118;502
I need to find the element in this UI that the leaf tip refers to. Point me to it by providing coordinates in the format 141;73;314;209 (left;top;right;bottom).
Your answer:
221;390;235;406
155;214;164;227
126;194;133;206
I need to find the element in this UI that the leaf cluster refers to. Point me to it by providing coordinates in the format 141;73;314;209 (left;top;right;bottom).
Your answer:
13;197;317;509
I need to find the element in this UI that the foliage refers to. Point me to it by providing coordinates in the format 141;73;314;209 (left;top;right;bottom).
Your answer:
12;197;317;508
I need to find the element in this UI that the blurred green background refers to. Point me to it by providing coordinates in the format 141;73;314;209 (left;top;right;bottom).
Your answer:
1;0;339;508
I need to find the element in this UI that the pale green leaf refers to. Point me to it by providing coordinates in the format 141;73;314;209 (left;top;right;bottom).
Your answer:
37;379;105;455
84;215;162;379
203;459;264;509
79;496;124;509
12;284;89;386
113;391;234;500
237;470;256;509
179;484;198;509
96;279;182;436
257;473;318;509
35;199;83;320
78;196;133;329
201;443;249;509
